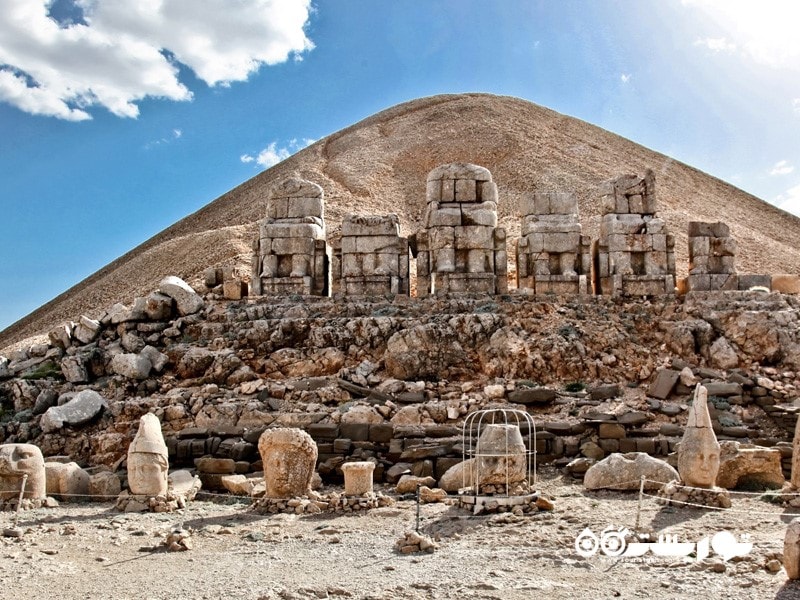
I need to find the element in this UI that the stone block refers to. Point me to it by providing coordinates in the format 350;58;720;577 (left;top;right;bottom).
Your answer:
478;181;498;203
286;197;324;219
738;274;771;290
340;423;370;441
598;423;626;439
427;163;492;182
454;226;494;250
455;178;477;202
427;206;463;228
271;236;314;255
461;203;498;227
772;275;800;294
688;221;730;238
355;235;403;254
649;368;680;399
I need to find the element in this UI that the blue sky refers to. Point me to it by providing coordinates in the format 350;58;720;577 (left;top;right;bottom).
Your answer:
1;0;799;331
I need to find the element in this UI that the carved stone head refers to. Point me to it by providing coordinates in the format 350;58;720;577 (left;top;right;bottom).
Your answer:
677;384;721;488
0;443;46;500
127;413;169;496
258;428;318;499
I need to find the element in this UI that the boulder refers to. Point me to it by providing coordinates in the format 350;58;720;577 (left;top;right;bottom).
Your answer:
396;475;437;494
785;519;800;579
110;353;152;380
384;323;467;380
221;474;258;496
177;347;215;379
158;276;204;316
144;291;174;320
584;452;679;491
73;315;101;344
40;390;107;433
168;470;202;501
140;345;169;373
60;355;89;383
439;459;475;492
709;336;739;370
88;471;121;501
716;441;784;490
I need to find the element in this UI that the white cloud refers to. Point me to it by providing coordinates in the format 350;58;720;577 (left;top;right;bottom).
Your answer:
241;138;316;169
683;1;800;69
693;37;736;53
0;0;313;120
620;73;631;83
144;127;184;149
776;184;800;217
770;160;795;176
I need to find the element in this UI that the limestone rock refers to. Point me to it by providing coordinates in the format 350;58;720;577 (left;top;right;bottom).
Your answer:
40;390;107;433
793;414;800;489
341;461;375;495
60;355;89;383
439;459;476;492
785;519;800;579
475;424;527;486
176;347;214;379
158;276;204;316
88;471;121;501
716;441;784;490
709;336;739;370
45;461;90;501
221;474;258;496
258;428;318;499
140;345;169;373
396;475;437;494
419;486;447;503
169;469;202;501
384;323;466;380
110;353;152;380
584;452;679;491
73;315;101;344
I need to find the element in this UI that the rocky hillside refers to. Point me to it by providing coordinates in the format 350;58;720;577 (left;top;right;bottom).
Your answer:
1;276;799;487
3;93;800;350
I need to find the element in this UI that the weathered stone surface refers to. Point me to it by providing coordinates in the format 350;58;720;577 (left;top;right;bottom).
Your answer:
73;315;101;344
648;368;680;399
60;355;89;383
45;461;89;501
176;347;215;379
195;457;236;474
221;474;258;496
475;424;527;485
258;428;318;499
341;461;375;495
0;443;46;500
709;336;739;370
169;469;202;501
677;384;720;488
127;413;169;497
140;345;169;373
110;353;152;380
384;324;466;380
785;519;800;579
88;471;121;501
439;459;475;492
158;276;204;316
40;390;107;433
716;441;784;490
584;452;679;491
508;388;556;404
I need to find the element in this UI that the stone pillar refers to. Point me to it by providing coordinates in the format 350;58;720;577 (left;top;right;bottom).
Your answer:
417;163;506;296
341;461;375;495
594;170;675;296
516;191;591;294
252;178;330;296
332;214;409;296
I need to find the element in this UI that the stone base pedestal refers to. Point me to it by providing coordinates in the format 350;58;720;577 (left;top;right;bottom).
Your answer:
657;480;731;509
341;461;375;496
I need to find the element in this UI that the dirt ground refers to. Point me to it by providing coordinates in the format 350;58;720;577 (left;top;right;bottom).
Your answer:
3;467;800;600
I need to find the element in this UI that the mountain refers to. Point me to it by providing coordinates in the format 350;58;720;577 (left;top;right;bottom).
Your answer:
2;92;799;350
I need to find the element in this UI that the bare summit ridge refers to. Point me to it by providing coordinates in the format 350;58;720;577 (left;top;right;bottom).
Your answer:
2;93;799;349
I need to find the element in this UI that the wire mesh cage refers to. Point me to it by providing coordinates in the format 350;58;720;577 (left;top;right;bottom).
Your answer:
460;408;538;500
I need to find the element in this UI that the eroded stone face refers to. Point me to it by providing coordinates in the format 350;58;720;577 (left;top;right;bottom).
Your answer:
258;428;318;499
677;385;721;488
127;413;169;496
0;443;46;500
475;424;527;486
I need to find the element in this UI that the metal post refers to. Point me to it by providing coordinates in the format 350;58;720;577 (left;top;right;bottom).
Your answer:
15;474;28;520
635;475;645;532
415;483;421;533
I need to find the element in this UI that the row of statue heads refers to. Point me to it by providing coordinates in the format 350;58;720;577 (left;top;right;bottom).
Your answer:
252;164;742;298
3;384;797;511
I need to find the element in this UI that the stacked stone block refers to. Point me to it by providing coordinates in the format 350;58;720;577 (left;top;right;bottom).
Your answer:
415;163;507;296
251;178;330;296
594;170;676;296
331;214;410;296
687;221;738;291
516;192;591;294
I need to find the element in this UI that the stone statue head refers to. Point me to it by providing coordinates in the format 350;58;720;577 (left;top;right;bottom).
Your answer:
475;424;527;486
0;443;46;500
127;413;169;496
677;384;721;488
258;428;318;499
